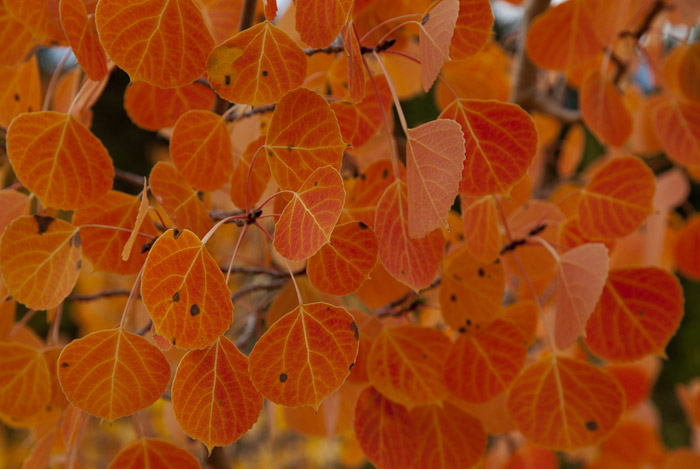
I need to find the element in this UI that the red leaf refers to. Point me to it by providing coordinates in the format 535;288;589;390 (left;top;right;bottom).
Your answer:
579;71;632;147
450;0;494;60
124;82;216;131
108;438;200;469
419;0;459;91
296;0;352;48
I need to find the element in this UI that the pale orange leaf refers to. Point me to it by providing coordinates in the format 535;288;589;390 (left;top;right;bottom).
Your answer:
460;195;501;262
121;179;150;262
0;55;41;128
579;71;633;147
653;97;700;167
419;0;459;91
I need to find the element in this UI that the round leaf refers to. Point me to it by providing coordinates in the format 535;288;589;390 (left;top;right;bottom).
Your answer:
108;438;200;469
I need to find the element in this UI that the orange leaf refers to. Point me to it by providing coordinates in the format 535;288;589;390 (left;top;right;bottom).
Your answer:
578;156;655;240
170;110;234;191
406;119;465;238
499;300;539;346
141;228;233;350
585;266;684;361
606;363;653;410
439;244;505;330
554;243;609;350
5;0;63;46
248;302;359;409
0;342;50;420
419;0;459;92
0;3;35;66
525;0;603;71
460;195;501;262
354;386;416;469
121;179;150;262
508;356;625;451
273;166;345;261
265;87;346;191
95;0;214;88
439;99;537;196
344;159;401;228
557;124;584;178
355;262;411;309
450;0;493;60
73;190;159;275
149;162;213;239
679;42;700;103
57;328;171;422
123;82;215;131
200;0;244;44
60;0;108;81
108;438;200;469
0;189;31;235
409;402;487;468
0;215;81;310
445;319;527;403
296;0;352;48
171;336;263;451
6;111;114;210
229;135;270;210
307;221;378;295
367;325;451;407
0;55;41;128
263;0;277;21
206;21;307;106
341;22;365;102
579;71;632;147
375;180;444;290
675;215;700;280
653;97;700;167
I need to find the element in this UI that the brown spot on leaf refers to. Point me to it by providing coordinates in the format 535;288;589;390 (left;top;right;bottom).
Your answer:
61;362;69;368
76;260;82;270
358;222;368;229
478;268;485;277
262;70;268;77
14;93;20;102
172;291;180;302
190;304;200;316
382;169;389;178
224;75;231;85
350;321;359;340
450;294;457;302
34;215;54;234
349;363;354;371
422;13;430;25
458;327;466;333
585;420;598;431
71;232;82;248
280;373;288;383
173;228;182;240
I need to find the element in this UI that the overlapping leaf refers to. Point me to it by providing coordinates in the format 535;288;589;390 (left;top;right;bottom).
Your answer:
265;88;346;191
208;21;306;106
0;190;30;235
585;267;684;361
460;195;501;262
141;228;233;350
341;22;365;102
0;342;50;421
57;328;171;422
419;0;459;91
95;0;214;87
652;97;700;167
248;302;359;409
344;159;401;228
60;0;108;80
108;438;200;469
124;82;216;131
296;0;352;48
579;71;632;147
450;0;494;60
0;56;41;128
0;3;35;65
675;215;700;280
0;215;81;310
6;111;114;210
172;336;262;451
229;135;270;210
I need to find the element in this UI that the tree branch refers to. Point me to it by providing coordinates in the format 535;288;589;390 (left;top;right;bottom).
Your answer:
66;289;131;301
230;280;287;302
373;277;441;318
304;38;396;56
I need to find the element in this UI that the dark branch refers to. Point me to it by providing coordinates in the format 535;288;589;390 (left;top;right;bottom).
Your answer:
66;289;131;301
114;168;147;188
373;277;441;318
500;223;548;255
230;280;287;302
220;265;306;279
304;38;396;56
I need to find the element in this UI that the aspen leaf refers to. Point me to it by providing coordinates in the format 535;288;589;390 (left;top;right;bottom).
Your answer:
0;55;41;128
356;262;411;309
265;88;346;191
263;0;277;21
499;300;539;346
0;342;50;421
558;124;584;178
460;195;501;262
0;3;35;65
95;0;215;88
296;0;352;48
579;71;633;147
508;356;625;451
653;97;700;167
59;0;108;81
123;82;216;131
439;99;537;196
171;336;263;451
206;21;307;106
578;156;655;240
57;328;171;422
108;438;200;469
419;0;459;92
121;179;150;262
341;22;365;102
344;159;401;229
554;243;609;350
585;267;684;361
606;363;653;410
6;111;114;210
4;0;63;45
675;215;700;280
0;215;81;310
406;119;465;238
367;325;451;407
229;135;270;210
248;302;359;409
679;42;700;103
273;166;345;261
0;190;31;235
141;228;233;350
170;110;234;192
450;0;493;61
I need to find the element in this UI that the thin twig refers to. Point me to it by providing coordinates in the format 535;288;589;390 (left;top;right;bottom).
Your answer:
230;281;287;303
373;277;441;318
219;265;305;278
304;38;397;56
66;289;131;301
114;168;147;187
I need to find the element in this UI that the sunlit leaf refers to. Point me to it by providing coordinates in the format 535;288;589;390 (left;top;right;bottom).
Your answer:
172;336;263;451
57;328;171;422
296;0;352;48
0;3;35;66
170;110;234;192
0;190;31;235
419;0;459;91
508;356;625;451
578;156;655;240
450;0;493;61
263;0;277;21
439;99;537;196
200;0;243;43
141;228;233;350
675;215;700;281
60;0;108;81
460;195;501;262
579;71;632;147
108;438;200;469
367;325;450;407
229;135;270;210
0;55;41;128
653;97;700;167
5;0;63;45
6;111;114;210
265;87;346;191
585;267;684;361
406;119;465;238
0;342;50;421
95;0;215;87
273;166;345;261
207;21;306;106
248;302;359;409
341;22;365;102
0;215;81;310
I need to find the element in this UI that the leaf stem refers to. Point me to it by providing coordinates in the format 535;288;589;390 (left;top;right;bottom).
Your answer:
42;48;72;112
119;264;145;330
360;14;422;43
9;309;37;338
48;302;64;345
372;51;408;133
225;224;248;284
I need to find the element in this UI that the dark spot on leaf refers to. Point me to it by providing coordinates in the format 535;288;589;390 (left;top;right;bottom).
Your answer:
458;327;466;333
314;181;318;186
280;373;288;383
458;234;464;241
173;228;182;240
326;306;330;311
421;13;430;25
225;75;231;85
382;169;389;178
46;405;51;411
14;93;20;102
71;232;82;248
360;173;366;180
190;304;200;316
350;321;359;340
27;106;33;112
422;353;427;359
267;150;273;157
287;143;293;152
197;191;204;201
172;291;180;302
172;338;176;346
478;268;484;277
401;269;405;275
358;222;368;229
34;215;54;234
453;274;462;281
349;363;354;371
450;294;456;302
61;362;69;368
141;239;155;253
466;319;471;326
76;260;82;270
585;420;598;431
262;70;268;77
638;310;644;316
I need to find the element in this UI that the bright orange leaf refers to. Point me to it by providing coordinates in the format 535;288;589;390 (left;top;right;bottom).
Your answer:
439;99;537;196
341;22;365;102
0;190;30;235
108;438;200;469
273;165;345;261
206;21;307;106
248;302;359;409
0;3;35;66
95;0;215;88
121;179;150;262
344;159;401;228
0;342;50;421
0;55;41;128
499;300;539;346
419;0;459;91
675;215;700;280
460;195;501;262
57;328;171;422
265;87;346;191
557;124;584;178
172;336;263;451
262;0;277;21
200;0;244;43
229;135;271;210
296;0;352;48
450;0;493;60
6;111;114;210
508;355;625;451
579;71;633;147
0;215;81;310
60;0;108;81
585;267;684;361
653;97;700;167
